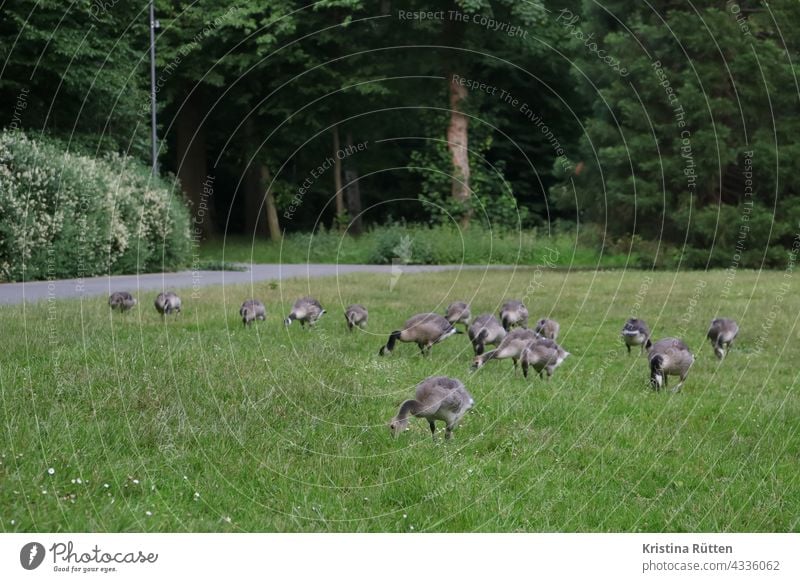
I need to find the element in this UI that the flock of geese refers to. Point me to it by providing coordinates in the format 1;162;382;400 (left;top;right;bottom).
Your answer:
108;290;740;441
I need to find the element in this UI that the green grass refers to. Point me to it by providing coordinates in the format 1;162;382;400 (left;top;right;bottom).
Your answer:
1;269;798;532
199;224;638;268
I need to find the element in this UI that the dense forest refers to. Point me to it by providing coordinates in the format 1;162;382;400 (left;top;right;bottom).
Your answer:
2;0;798;271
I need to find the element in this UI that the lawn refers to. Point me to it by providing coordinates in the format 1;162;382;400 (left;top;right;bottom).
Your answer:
1;268;798;532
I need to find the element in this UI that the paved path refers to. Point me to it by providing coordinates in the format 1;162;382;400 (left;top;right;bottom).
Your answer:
0;264;487;305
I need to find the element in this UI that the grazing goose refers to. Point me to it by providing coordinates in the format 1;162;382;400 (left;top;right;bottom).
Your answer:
445;301;471;331
108;291;137;312
379;313;458;356
468;314;507;355
345;304;369;331
284;297;325;327
499;300;529;331
389;376;474;440
707;318;739;360
621;317;652;355
648;337;694;393
240;299;266;327
471;328;540;372
521;338;570;380
534;318;560;341
154;292;181;316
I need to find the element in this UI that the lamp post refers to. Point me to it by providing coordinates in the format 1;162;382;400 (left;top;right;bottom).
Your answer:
149;1;159;175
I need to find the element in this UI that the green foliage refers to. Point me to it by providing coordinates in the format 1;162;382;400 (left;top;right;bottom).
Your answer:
0;0;152;157
410;135;523;229
200;223;638;268
551;0;800;267
0;131;192;281
2;0;797;265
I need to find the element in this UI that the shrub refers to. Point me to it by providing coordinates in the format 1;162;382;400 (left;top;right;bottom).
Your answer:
0;131;192;281
410;137;523;229
204;223;617;268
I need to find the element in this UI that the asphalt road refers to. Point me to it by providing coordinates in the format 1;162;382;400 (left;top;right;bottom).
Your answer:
0;264;477;305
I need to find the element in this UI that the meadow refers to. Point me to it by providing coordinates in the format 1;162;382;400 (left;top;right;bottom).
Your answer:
1;268;798;532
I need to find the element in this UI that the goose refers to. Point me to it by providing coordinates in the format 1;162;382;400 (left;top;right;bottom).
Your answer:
284;297;325;327
621;317;652;355
154;292;181;316
445;301;471;331
648;337;694;393
345;304;368;331
108;291;137;312
534;318;560;341
471;328;540;372
379;313;458;356
240;299;266;327
389;376;474;440
521;338;570;380
468;314;507;355
707;318;739;360
499;300;529;331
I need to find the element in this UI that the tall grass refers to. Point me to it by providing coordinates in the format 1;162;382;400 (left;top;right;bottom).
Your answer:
201;224;638;267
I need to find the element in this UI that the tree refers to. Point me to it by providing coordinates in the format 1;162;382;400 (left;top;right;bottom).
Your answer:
156;0;302;240
0;1;151;157
550;0;800;267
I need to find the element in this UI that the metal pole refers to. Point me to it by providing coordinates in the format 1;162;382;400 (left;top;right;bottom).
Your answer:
149;1;158;176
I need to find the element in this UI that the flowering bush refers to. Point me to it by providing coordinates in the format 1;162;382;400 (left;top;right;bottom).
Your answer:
0;131;191;281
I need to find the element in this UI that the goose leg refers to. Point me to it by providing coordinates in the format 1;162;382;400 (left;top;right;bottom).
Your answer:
626;344;631;355
522;360;529;379
445;425;453;440
672;372;687;393
429;420;436;439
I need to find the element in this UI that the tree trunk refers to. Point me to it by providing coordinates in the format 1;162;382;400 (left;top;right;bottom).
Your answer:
447;74;471;227
261;164;281;242
243;115;266;238
332;125;345;228
244;161;267;237
175;88;214;236
344;131;363;235
242;116;280;242
244;160;281;242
